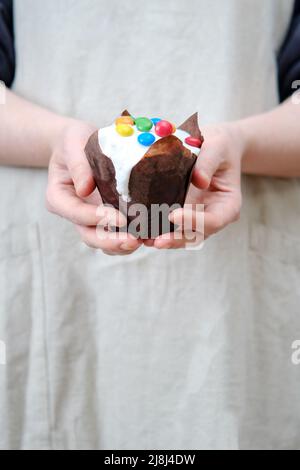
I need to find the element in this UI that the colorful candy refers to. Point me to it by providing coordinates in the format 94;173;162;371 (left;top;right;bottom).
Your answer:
114;114;202;155
184;136;203;148
115;116;135;126
155;120;173;137
135;117;153;132
138;132;156;147
116;123;134;137
151;118;162;126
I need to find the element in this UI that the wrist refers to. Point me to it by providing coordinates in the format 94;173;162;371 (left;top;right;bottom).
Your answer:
234;114;266;175
48;115;76;155
224;120;248;164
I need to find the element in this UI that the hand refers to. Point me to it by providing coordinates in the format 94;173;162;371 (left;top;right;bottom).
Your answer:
151;123;244;249
46;120;142;255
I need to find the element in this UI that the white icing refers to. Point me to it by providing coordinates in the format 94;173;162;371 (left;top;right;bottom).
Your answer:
98;123;201;202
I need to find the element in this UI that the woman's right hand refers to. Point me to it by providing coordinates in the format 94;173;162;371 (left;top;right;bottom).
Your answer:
46;120;142;255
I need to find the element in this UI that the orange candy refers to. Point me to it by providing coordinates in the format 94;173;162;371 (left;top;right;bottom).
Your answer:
115;116;135;126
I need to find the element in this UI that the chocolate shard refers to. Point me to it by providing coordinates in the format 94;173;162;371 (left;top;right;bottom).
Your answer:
178;112;204;143
84;131;127;214
121;109;131;117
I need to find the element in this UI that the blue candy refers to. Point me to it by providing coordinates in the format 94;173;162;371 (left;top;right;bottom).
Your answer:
151;118;162;126
138;132;156;146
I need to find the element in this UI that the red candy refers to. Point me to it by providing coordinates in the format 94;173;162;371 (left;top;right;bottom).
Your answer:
185;136;203;148
155;120;173;137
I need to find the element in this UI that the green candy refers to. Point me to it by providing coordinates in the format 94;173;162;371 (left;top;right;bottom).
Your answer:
135;117;153;132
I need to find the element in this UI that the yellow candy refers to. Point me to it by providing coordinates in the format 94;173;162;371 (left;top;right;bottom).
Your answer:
171;123;176;133
115;116;135;126
116;123;134;137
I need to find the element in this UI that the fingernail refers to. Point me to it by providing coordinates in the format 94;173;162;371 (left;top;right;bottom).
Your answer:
107;215;127;228
77;179;89;194
168;209;181;224
120;242;135;251
97;207;107;220
156;242;170;249
201;171;210;186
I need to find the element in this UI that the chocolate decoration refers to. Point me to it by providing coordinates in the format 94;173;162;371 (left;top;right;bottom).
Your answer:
85;112;202;238
178;112;204;144
121;109;131;117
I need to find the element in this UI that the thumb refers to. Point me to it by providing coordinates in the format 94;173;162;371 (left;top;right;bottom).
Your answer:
68;150;95;198
192;146;221;190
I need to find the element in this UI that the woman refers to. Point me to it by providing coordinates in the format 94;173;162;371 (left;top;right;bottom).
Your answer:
0;0;300;450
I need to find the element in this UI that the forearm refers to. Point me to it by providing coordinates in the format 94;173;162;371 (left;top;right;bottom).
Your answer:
239;98;300;177
0;89;72;167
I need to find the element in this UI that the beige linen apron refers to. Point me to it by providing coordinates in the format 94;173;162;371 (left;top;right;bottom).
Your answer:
1;0;300;450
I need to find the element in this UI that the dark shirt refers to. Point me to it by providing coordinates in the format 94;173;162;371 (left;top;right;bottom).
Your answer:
278;0;300;101
0;0;14;87
0;0;299;100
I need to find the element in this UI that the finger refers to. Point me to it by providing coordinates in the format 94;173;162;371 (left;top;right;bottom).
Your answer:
192;144;221;190
154;232;185;249
169;197;241;239
96;205;128;229
153;230;203;250
204;199;241;237
143;239;155;247
76;225;142;254
153;207;205;249
66;147;95;198
169;207;204;233
47;184;100;226
47;181;127;228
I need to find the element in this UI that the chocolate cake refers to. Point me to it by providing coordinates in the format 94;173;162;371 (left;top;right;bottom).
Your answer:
85;111;204;238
